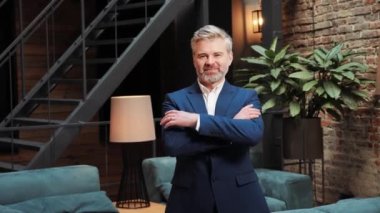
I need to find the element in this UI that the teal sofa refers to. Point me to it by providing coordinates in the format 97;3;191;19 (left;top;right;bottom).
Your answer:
275;196;380;213
0;165;118;213
142;156;314;212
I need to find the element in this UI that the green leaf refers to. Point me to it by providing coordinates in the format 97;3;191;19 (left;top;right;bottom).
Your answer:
289;71;314;80
241;57;269;66
251;45;269;58
323;81;341;99
341;71;355;80
303;80;318;91
284;79;299;88
332;74;343;81
270;68;282;79
341;94;358;110
269;37;278;52
326;43;343;61
352;90;369;99
262;98;276;112
276;84;287;95
274;45;289;64
335;62;367;72
322;102;335;109
314;49;326;66
249;74;268;82
289;101;301;117
270;80;281;91
243;83;256;88
289;63;309;72
316;86;325;95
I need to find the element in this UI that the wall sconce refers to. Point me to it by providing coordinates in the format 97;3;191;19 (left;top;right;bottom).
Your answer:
252;10;263;33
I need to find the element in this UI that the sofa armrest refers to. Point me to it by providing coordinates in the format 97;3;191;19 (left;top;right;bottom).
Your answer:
256;168;313;210
0;165;100;205
142;156;176;203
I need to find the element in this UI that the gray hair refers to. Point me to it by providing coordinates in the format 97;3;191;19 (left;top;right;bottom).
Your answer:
191;25;233;53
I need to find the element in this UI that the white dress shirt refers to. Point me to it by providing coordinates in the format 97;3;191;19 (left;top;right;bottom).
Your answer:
195;79;225;130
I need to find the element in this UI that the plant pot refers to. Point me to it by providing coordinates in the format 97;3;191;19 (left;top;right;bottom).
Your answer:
282;117;323;159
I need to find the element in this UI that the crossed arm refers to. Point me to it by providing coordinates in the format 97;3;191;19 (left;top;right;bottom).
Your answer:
160;99;263;156
160;104;261;129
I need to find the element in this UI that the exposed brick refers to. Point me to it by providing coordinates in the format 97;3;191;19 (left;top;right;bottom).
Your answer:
282;0;380;203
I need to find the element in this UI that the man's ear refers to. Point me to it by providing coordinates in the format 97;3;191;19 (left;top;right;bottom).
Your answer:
229;51;234;65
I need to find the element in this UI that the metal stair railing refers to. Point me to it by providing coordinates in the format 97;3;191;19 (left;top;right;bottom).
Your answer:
0;0;191;170
0;0;65;67
0;0;123;128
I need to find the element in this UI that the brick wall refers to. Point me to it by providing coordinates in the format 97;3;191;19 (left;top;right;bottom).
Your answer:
282;0;380;203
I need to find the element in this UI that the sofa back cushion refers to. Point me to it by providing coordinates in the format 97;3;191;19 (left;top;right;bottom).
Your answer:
0;165;100;205
249;144;264;168
142;157;176;202
6;191;117;213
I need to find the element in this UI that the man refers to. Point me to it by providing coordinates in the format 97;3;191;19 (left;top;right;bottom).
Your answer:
160;25;269;213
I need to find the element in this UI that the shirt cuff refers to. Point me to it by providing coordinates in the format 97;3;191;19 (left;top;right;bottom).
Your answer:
195;114;200;131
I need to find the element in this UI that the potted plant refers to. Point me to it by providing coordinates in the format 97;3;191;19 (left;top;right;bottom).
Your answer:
238;38;373;159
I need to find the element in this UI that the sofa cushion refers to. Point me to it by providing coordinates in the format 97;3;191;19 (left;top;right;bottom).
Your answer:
0;165;100;205
142;157;176;203
6;191;118;213
158;181;288;212
316;197;380;213
159;182;172;201
265;196;286;212
274;208;324;213
0;205;23;213
256;168;313;209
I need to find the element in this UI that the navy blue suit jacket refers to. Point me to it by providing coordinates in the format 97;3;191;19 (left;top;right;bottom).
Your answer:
162;82;270;213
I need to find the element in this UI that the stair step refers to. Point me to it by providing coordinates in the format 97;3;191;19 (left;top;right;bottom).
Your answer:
51;78;99;84
31;98;82;105
70;58;116;64
0;161;26;171
118;0;165;10
12;117;63;125
86;37;133;46
0;137;44;150
97;17;147;28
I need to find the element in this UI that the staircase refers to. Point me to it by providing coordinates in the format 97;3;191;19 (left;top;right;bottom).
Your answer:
0;0;189;170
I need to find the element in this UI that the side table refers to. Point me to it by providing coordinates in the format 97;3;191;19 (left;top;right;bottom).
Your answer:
115;202;166;213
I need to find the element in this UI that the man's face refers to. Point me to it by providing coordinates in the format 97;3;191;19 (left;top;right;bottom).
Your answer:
192;38;233;88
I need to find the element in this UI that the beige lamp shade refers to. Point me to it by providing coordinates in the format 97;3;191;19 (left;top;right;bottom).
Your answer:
109;95;156;143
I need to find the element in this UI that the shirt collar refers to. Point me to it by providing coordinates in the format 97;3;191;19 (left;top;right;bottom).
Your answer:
197;79;225;95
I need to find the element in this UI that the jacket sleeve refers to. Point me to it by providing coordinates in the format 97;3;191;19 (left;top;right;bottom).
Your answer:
162;90;263;157
198;114;263;146
162;94;226;157
198;89;263;145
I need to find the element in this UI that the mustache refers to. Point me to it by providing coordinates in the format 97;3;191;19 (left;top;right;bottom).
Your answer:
203;65;219;72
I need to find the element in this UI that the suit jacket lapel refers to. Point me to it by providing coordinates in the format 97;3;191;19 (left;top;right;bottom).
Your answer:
186;83;208;114
215;82;238;116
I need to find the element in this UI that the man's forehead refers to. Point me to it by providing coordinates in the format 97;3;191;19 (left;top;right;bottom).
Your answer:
194;39;228;53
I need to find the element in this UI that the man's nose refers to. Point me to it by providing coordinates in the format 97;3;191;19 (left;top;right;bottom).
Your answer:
206;56;215;64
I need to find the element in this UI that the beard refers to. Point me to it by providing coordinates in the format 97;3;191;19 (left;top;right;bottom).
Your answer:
198;69;227;84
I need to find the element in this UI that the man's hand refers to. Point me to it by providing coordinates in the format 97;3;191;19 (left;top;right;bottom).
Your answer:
233;104;261;120
160;110;198;129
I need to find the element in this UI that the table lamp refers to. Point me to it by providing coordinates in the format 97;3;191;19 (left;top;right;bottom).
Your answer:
109;95;156;209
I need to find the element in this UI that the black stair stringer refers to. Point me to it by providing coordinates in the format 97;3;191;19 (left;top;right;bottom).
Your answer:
27;0;192;169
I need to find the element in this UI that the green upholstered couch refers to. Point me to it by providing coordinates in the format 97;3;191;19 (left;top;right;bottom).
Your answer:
142;156;314;212
0;165;118;213
274;197;380;213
